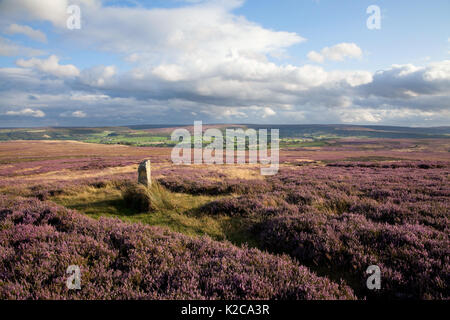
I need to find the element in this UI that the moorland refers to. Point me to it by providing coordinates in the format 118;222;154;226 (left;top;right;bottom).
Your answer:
0;124;448;299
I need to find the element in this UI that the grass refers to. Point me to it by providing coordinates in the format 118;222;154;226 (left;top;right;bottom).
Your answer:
50;182;258;247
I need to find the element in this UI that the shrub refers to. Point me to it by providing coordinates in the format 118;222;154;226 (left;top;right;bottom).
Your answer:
121;182;175;212
158;176;271;196
200;194;298;218
256;212;449;299
122;183;152;212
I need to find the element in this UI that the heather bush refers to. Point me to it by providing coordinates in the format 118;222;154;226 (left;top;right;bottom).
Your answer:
256;212;449;299
200;193;298;218
159;163;449;298
349;199;449;232
158;176;271;196
268;165;449;219
285;189;318;206
0;195;355;300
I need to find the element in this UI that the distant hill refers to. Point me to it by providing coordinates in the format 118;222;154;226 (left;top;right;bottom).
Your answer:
0;124;448;145
246;124;450;139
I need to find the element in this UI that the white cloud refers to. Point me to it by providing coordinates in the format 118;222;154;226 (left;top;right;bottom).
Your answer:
3;0;303;59
16;55;80;77
0;0;100;27
359;61;450;100
0;0;68;27
306;51;325;63
221;108;248;119
337;107;448;125
308;43;363;63
423;60;450;81
338;108;383;123
5;24;47;43
152;64;187;82
262;107;276;118
71;110;87;118
5;108;45;117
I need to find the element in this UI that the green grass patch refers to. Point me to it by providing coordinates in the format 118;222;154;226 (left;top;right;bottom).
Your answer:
280;139;331;148
50;183;258;247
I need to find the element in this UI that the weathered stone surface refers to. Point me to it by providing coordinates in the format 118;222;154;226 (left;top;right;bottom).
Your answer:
138;160;151;187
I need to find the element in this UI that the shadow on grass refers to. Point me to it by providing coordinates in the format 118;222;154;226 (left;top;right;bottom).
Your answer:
60;198;143;219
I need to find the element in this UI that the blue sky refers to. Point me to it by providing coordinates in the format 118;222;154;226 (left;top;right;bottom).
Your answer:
0;0;449;127
237;0;450;68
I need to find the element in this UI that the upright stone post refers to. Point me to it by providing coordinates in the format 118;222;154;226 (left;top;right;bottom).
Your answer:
138;160;151;187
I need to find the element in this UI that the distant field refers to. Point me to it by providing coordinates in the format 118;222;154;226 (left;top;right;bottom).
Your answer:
0;124;449;148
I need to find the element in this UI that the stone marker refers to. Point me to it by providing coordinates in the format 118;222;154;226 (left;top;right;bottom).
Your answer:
138;160;151;187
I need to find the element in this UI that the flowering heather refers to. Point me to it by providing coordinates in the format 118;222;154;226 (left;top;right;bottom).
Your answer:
0;174;136;201
186;163;449;299
348;199;449;232
159;175;271;195
268;165;449;222
0;195;355;300
0;157;140;178
326;161;448;169
200;193;298;218
256;212;449;299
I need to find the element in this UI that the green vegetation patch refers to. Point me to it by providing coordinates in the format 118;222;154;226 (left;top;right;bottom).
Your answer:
50;183;257;247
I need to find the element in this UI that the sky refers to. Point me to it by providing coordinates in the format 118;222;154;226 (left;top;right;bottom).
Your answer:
0;0;449;127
